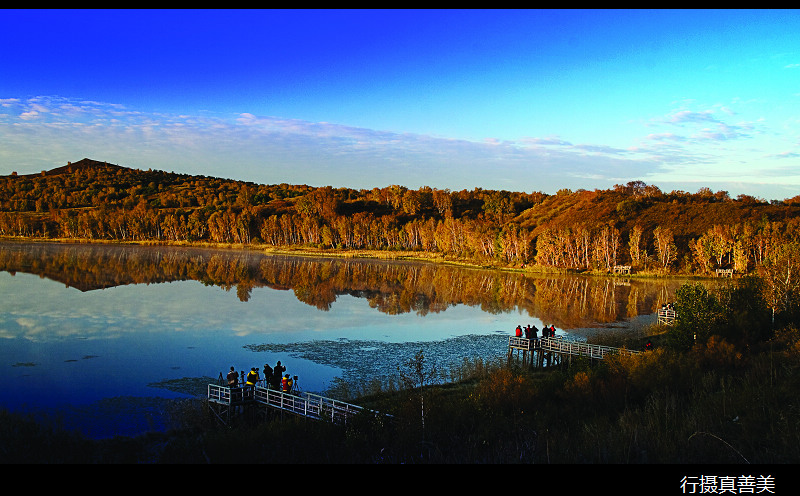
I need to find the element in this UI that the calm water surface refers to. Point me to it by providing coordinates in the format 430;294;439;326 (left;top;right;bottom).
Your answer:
0;241;693;438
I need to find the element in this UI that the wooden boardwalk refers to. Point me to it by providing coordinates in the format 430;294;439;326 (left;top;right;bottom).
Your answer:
210;336;643;425
508;336;639;368
207;382;387;427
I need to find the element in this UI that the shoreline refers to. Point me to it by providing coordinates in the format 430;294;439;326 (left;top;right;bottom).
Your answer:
0;234;715;281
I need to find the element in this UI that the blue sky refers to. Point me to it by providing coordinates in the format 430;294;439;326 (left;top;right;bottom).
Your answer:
2;9;800;200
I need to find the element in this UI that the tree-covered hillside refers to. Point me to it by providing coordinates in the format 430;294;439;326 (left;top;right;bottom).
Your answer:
3;158;800;275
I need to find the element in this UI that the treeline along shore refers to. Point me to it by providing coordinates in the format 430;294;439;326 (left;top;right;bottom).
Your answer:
3;158;800;277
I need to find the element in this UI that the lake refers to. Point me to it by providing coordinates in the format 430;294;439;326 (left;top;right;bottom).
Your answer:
0;240;693;438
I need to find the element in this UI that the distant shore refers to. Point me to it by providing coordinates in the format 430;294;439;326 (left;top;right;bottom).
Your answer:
0;234;711;280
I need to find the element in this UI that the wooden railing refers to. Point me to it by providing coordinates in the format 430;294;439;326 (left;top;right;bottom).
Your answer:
508;336;638;359
208;383;380;425
539;336;638;359
508;336;537;350
657;308;677;325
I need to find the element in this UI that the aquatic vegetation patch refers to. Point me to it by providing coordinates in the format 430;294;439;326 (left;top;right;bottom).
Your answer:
63;355;99;363
244;334;507;395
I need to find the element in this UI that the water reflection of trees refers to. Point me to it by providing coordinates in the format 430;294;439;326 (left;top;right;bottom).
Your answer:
0;241;693;328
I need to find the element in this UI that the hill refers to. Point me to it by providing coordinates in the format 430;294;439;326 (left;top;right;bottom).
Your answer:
43;158;125;176
2;158;800;274
5;158;126;178
517;186;797;241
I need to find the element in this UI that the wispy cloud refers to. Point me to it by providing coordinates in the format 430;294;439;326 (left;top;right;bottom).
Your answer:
644;132;686;142
518;136;574;147
668;110;719;125
771;151;800;159
1;95;797;199
0;96;658;190
648;105;768;146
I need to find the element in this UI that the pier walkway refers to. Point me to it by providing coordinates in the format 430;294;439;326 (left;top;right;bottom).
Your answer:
207;382;386;427
508;335;639;368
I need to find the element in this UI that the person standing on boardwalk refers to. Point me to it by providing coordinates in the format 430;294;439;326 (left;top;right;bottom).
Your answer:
281;374;293;393
227;366;239;387
227;366;241;403
515;325;523;337
246;367;260;389
273;361;286;389
263;363;273;388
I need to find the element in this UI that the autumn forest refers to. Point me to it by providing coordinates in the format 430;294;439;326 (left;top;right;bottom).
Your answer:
3;158;800;276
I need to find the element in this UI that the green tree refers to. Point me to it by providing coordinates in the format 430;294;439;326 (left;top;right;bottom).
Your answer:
668;283;724;350
482;190;514;223
716;276;771;346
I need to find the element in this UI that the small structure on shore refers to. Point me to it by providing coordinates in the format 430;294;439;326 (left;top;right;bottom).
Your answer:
613;265;632;275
